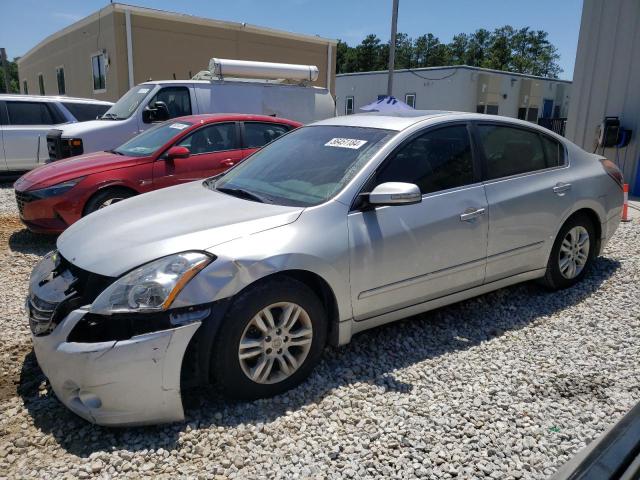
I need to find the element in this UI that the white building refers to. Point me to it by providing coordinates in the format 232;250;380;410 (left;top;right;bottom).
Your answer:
565;0;640;194
336;66;572;125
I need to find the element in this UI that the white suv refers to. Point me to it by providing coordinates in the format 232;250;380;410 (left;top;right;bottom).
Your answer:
0;94;113;172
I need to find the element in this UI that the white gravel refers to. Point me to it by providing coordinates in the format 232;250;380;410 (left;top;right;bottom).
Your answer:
0;182;638;479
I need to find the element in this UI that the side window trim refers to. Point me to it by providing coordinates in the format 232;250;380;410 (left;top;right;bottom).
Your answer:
173;121;241;156
350;121;480;211
471;120;569;183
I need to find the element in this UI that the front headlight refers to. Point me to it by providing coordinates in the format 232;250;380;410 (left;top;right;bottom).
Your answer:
30;177;85;199
90;252;213;315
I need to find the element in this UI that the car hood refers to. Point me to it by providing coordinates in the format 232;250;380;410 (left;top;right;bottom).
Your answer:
14;151;147;191
57;181;304;277
55;119;120;137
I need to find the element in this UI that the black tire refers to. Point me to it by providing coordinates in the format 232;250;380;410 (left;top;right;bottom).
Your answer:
83;187;135;216
540;213;596;290
212;277;327;400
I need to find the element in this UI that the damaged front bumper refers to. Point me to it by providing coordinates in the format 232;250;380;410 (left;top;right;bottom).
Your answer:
32;307;201;427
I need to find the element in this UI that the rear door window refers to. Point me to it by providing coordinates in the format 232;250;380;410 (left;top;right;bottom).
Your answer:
541;134;566;167
375;124;475;194
177;123;238;154
243;122;291;148
5;101;64;125
477;125;547;180
149;87;192;119
62;102;111;122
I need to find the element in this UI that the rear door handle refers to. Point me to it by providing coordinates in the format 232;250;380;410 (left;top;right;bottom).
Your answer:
553;182;572;195
460;207;486;222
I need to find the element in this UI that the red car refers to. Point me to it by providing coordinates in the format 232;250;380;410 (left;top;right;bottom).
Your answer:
14;114;301;234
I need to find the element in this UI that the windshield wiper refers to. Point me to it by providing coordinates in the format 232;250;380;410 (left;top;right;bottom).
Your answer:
101;112;119;120
107;149;124;156
216;186;266;203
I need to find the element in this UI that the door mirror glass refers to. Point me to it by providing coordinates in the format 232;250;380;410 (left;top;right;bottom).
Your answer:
368;182;421;206
166;145;190;160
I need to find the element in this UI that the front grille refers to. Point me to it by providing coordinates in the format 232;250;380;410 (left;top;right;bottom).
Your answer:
15;190;37;216
27;252;116;336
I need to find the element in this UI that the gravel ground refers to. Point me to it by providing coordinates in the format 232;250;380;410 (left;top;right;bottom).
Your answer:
0;181;638;480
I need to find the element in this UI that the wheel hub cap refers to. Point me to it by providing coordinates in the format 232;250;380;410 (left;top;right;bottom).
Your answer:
238;302;313;384
558;226;590;279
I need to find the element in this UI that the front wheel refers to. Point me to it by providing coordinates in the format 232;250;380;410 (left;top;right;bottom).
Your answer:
540;213;596;290
83;188;135;216
212;277;327;399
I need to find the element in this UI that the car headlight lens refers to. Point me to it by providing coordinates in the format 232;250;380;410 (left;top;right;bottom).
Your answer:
90;252;213;315
30;177;85;199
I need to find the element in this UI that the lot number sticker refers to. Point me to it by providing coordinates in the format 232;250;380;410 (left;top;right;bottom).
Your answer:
325;138;368;149
169;123;190;130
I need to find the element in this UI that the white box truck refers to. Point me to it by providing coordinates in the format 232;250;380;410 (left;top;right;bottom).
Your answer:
46;59;335;162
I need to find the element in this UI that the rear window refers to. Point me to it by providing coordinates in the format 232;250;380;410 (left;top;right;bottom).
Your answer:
62;102;111;122
6;101;64;125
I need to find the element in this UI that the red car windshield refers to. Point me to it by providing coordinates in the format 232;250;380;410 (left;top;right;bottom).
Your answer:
114;120;193;157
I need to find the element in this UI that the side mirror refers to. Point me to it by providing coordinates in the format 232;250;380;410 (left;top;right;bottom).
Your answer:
367;182;422;207
142;101;170;123
153;101;170;121
166;146;190;160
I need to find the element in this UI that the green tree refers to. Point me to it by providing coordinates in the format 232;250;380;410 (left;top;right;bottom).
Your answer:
355;34;386;71
448;34;469;65
0;56;20;94
483;26;515;71
336;40;358;73
465;28;492;67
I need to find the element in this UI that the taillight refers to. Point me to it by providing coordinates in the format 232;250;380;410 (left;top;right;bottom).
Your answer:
599;158;624;189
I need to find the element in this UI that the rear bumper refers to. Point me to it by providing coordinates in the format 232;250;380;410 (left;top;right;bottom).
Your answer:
32;308;201;426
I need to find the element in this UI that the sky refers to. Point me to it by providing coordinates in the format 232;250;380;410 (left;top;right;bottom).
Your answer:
1;0;583;80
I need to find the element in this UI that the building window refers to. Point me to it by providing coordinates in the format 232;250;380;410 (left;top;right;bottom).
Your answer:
56;66;66;95
405;93;416;108
91;53;106;92
22;80;28;94
345;96;354;115
526;107;539;122
38;74;45;95
476;104;486;114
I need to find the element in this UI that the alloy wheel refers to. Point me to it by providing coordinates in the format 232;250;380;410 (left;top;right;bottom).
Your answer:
238;302;313;384
98;197;125;209
558;225;590;279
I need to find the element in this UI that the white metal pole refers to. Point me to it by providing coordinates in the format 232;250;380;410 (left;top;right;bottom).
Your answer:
125;10;135;88
387;0;399;97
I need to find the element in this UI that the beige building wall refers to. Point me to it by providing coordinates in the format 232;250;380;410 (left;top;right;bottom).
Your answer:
18;3;336;103
18;10;123;101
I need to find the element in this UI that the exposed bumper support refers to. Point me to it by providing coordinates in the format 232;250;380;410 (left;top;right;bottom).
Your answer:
32;308;201;426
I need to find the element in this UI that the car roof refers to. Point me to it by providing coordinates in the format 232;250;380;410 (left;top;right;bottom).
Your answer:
313;110;565;136
171;113;302;126
0;94;113;105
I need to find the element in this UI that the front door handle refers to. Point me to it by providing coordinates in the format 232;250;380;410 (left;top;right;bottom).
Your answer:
553;182;572;195
460;207;486;222
221;159;236;167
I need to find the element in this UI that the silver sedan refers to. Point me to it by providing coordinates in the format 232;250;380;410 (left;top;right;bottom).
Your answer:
27;111;624;425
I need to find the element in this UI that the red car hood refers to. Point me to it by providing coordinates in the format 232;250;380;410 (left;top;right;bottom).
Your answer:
15;152;150;191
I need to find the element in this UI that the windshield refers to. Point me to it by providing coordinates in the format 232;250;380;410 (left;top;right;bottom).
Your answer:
114;120;193;157
213;125;394;206
101;85;155;120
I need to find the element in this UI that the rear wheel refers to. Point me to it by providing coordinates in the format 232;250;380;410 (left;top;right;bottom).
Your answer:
540;214;596;290
83;188;135;216
212;277;326;399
